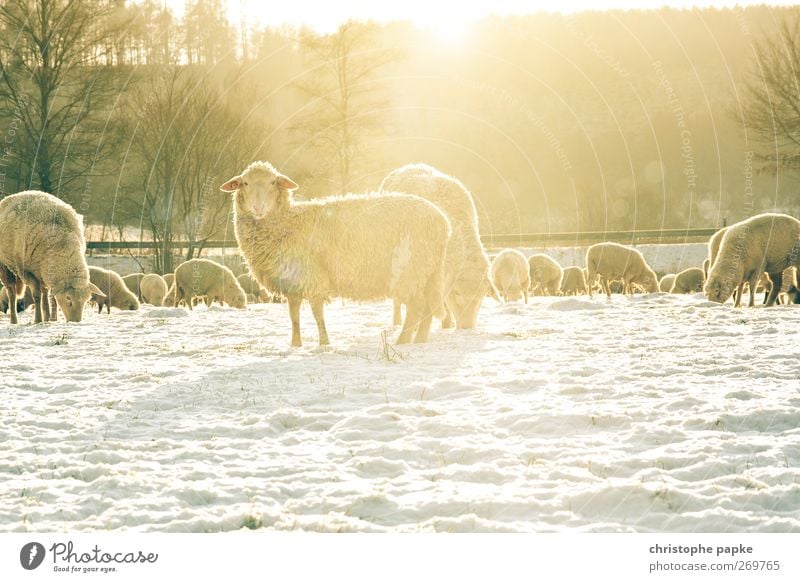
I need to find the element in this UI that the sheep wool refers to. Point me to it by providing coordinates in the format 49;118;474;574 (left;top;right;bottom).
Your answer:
220;161;449;347
89;267;140;313
560;266;588;295
491;249;530;303
140;274;169;306
121;273;145;301
172;258;247;310
528;254;563;296
670;267;705;294
585;242;659;298
0;191;102;323
380;163;497;329
659;274;676;293
705;213;800;307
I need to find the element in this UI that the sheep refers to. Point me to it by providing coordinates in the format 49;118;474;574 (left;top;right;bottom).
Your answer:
140;274;168;306
169;258;246;310
705;213;800;307
585;242;659;298
220;162;449;347
706;227;728;276
379;163;499;329
528;254;563;296
0;285;33;314
670;267;705;294
0;191;104;323
490;249;530;303
89;267;140;313
121;273;145;301
659;274;676;292
560;265;588;295
237;273;270;303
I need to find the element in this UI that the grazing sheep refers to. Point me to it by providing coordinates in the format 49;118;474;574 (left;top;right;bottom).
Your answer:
585;242;659;298
380;163;498;329
121;273;145;301
659;274;676;292
237;273;270;303
0;285;33;314
89;267;140;313
169;258;246;310
528;254;563;296
706;227;728;276
491;249;530;303
163;273;175;289
705;213;800;307
560;266;588;295
0;191;103;323
220;161;449;347
140;274;168;306
670;267;705;294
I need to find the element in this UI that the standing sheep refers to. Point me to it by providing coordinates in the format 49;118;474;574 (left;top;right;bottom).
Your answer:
491;249;530;303
659;274;676;292
585;242;659;299
89;267;140;313
219;161;449;346
0;191;103;323
528;254;563;296
121;273;145;301
140;274;169;306
705;213;800;307
379;163;498;329
670;267;705;294
169;259;247;310
560;266;588;295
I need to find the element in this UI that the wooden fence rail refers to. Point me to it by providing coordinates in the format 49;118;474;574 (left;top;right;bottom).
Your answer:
86;228;720;252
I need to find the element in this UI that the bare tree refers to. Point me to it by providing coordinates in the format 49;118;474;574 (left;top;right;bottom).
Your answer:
121;66;264;273
0;0;126;199
741;14;800;171
291;21;401;193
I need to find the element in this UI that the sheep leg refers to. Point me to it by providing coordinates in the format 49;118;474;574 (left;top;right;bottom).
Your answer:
49;295;58;321
414;303;434;344
41;287;51;322
309;298;329;346
287;294;303;348
748;275;760;307
0;266;19;325
602;278;612;299
733;282;744;307
392;301;403;326
27;277;44;324
106;301;111;314
765;272;782;307
524;289;529;304
396;301;421;344
441;304;454;329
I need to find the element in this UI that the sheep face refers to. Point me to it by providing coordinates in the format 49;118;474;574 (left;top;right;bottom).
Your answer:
55;285;93;322
121;295;140;311
639;271;659;293
704;275;734;304
220;163;298;219
229;292;247;309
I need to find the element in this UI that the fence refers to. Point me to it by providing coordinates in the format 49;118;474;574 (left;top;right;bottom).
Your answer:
86;227;719;252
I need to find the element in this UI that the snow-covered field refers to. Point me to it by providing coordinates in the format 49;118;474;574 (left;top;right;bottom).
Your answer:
2;293;800;532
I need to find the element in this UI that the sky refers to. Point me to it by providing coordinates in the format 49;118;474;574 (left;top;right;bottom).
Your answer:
164;0;799;32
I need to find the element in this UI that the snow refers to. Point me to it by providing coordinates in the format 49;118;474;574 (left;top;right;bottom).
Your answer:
2;293;800;533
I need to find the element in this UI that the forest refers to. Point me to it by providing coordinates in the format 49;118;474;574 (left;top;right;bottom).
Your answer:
1;1;799;269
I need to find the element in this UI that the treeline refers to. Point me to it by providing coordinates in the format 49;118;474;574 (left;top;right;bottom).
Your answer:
0;1;798;270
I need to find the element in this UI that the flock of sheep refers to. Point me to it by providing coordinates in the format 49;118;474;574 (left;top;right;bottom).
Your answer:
0;162;799;348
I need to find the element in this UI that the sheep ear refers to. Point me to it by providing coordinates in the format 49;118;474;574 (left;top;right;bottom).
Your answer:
277;175;298;191
88;282;106;297
219;176;242;192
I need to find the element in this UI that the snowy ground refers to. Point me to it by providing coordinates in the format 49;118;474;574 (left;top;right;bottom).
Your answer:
2;293;800;533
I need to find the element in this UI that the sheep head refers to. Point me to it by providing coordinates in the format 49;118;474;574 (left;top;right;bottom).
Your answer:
639;269;660;293
52;278;105;322
704;273;735;304
220;161;298;219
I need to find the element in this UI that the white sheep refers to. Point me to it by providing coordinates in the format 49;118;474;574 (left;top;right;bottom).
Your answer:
0;191;103;323
89;266;140;313
169;258;247;310
528;254;563;296
237;273;270;303
659;274;676;292
560;266;588;295
140;274;169;306
220;161;449;347
379;163;498;329
670;267;705;294
705;213;800;307
121;273;145;301
491;249;530;303
585;242;659;298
